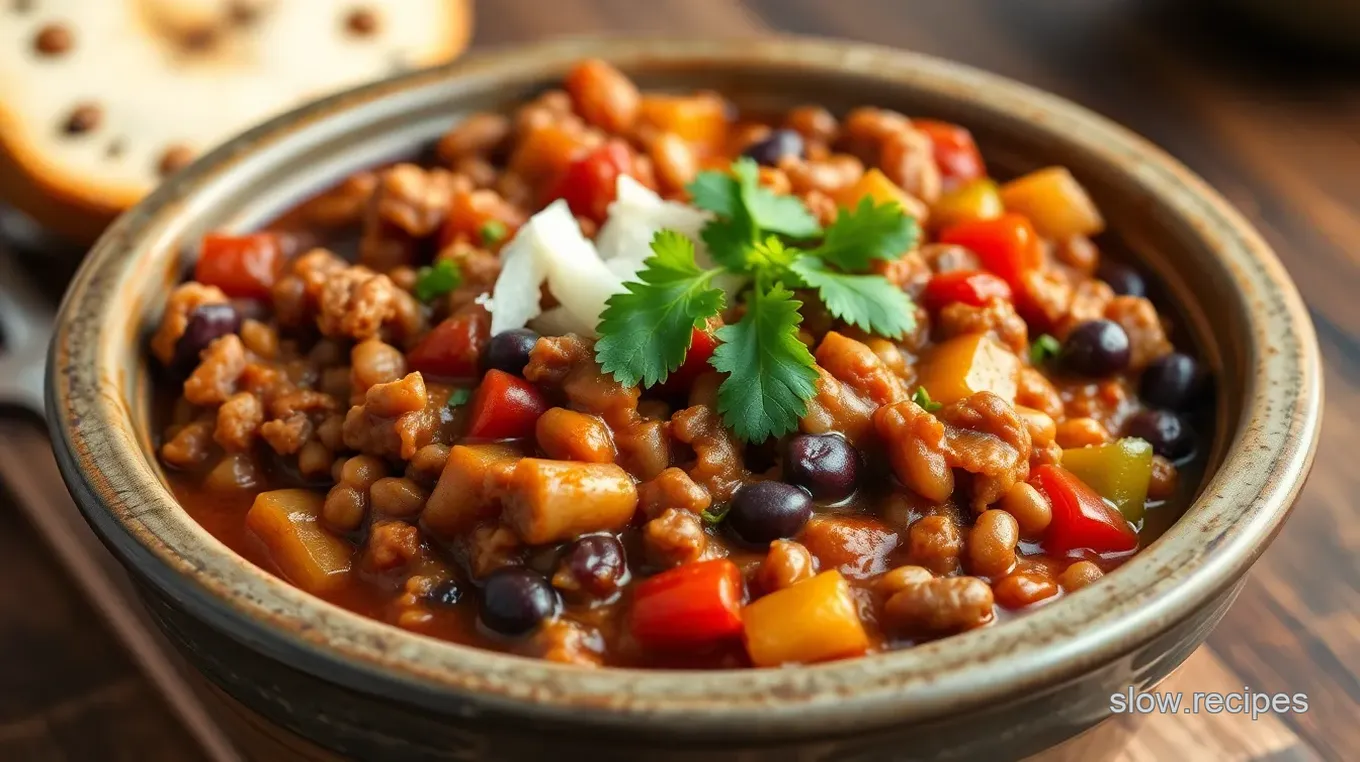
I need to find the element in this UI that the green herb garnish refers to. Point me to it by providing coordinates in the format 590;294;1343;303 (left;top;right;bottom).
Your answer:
700;504;731;526
414;259;461;303
1030;333;1062;365
447;388;473;408
479;219;508;246
595;230;725;388
912;386;943;412
594;158;920;443
711;282;820;442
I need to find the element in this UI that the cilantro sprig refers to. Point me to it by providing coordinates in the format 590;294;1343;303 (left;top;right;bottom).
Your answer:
1030;333;1061;365
700;504;731;527
595;230;725;388
447;387;473;408
594;158;921;442
911;387;943;413
479;220;507;246
414;259;461;303
711;282;820;442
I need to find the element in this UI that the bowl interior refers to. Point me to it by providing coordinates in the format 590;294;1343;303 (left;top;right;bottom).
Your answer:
48;37;1318;736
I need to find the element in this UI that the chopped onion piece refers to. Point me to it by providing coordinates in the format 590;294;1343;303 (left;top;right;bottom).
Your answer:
489;217;549;336
489;200;622;337
534;201;622;335
597;175;712;276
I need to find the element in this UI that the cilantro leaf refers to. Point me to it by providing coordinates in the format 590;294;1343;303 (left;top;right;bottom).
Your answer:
749;236;799;273
1030;334;1062;365
789;257;917;339
689;165;757;270
479;220;507;246
688;160;820;271
711;283;819;442
812;197;919;271
911;387;943;412
447;388;473;408
732;158;821;239
700;216;756;271
414;259;461;302
687;170;741;218
595;230;724;388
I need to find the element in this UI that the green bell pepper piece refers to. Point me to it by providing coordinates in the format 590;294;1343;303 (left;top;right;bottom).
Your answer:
1060;437;1153;522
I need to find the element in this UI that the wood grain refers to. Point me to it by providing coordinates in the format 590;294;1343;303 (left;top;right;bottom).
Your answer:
0;0;1355;760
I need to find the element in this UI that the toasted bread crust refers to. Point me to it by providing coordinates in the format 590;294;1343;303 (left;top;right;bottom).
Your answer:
0;0;472;244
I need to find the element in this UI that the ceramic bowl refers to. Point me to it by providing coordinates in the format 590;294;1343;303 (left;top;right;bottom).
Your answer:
46;37;1321;761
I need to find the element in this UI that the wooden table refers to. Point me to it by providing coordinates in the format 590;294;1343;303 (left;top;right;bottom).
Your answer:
1;1;1356;759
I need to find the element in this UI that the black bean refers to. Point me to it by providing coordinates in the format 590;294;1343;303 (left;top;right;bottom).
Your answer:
1124;409;1193;460
728;481;813;546
1139;352;1202;410
1095;261;1147;298
785;434;861;502
1061;319;1131;377
557;534;628;597
172;303;241;369
742;129;805;166
479;568;558;637
482;328;540;377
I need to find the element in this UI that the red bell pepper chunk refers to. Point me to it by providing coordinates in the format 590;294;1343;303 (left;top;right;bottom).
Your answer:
1031;464;1138;555
194;233;282;300
658;326;720;393
465;370;549;440
406;309;490;381
912;119;986;183
547;140;634;223
922;270;1013;312
630;559;746;649
938;213;1043;291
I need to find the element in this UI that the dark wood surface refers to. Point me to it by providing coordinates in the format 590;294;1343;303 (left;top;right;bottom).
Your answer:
2;1;1357;759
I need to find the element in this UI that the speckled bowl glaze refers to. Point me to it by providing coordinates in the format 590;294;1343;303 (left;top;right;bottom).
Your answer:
46;37;1321;762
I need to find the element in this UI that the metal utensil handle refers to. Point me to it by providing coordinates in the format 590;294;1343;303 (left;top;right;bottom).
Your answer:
0;249;242;762
0;250;52;415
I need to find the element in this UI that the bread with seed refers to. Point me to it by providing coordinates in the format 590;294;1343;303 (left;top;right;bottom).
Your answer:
0;0;472;243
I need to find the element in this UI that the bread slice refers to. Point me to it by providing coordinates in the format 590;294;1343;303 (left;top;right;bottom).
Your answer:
0;0;472;244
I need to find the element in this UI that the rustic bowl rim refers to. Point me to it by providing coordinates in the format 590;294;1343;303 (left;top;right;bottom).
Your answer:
46;36;1321;738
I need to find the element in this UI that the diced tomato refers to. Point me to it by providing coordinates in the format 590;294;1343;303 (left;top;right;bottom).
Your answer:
547;140;634;223
912;119;986;183
938;213;1043;291
1030;464;1139;555
406;309;490;380
630;559;746;650
194;234;282;300
922;270;1013;312
658;325;720;393
465;370;549;440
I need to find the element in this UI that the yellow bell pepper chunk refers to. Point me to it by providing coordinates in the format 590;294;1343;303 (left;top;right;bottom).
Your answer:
1061;437;1154;521
1000;166;1105;239
246;489;353;594
930;178;1004;230
917;332;1019;405
743;570;869;667
836;169;928;222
